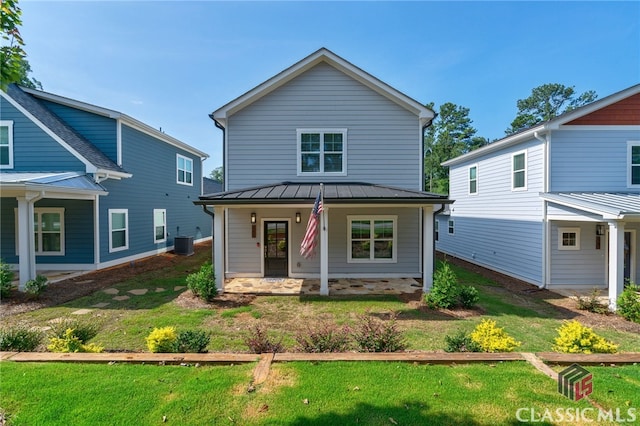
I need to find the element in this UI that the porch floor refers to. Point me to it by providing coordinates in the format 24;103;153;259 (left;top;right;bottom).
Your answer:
224;277;422;295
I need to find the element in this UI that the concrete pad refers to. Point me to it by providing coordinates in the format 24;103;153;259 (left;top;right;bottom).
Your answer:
91;302;110;308
128;289;148;296
103;288;119;295
71;309;93;315
113;295;130;301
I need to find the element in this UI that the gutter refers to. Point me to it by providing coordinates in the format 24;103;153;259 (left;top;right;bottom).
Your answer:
534;131;550;289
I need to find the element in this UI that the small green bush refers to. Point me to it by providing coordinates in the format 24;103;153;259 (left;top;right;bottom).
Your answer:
49;317;100;343
443;330;481;353
176;330;210;353
146;326;178;353
0;324;44;351
0;260;15;299
553;320;618;354
425;262;459;309
47;328;103;353
470;319;521;353
458;285;480;308
617;284;640;323
575;288;609;314
295;322;352;353
186;262;217;302
352;312;406;353
243;324;283;354
25;275;48;297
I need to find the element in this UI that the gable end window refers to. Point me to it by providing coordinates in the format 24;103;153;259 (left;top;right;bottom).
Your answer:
109;209;129;252
628;141;640;187
297;129;347;176
348;216;396;263
512;151;527;191
469;165;478;194
153;209;167;243
558;227;580;250
0;120;14;169
177;154;193;186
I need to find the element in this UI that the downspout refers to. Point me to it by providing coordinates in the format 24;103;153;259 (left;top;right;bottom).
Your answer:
432;203;447;276
534;131;549;288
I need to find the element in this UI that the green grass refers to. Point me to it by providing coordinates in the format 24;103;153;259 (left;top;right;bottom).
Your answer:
1;361;637;425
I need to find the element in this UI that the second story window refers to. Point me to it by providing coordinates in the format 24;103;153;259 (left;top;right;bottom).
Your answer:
0;121;14;169
629;141;640;187
512;151;527;190
177;154;193;185
469;165;478;194
297;129;347;175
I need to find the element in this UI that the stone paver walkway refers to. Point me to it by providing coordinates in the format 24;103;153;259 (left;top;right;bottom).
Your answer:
224;277;422;295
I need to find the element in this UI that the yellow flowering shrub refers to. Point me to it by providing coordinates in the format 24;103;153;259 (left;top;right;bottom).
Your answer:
552;320;618;354
146;326;177;353
470;319;521;353
47;328;103;353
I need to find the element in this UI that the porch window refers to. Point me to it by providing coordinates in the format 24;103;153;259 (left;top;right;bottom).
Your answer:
558;227;580;250
297;129;347;175
109;209;129;252
34;208;64;255
628;141;640;187
0;120;14;168
177;154;193;185
469;165;478;194
512;151;527;190
348;216;396;263
153;209;166;243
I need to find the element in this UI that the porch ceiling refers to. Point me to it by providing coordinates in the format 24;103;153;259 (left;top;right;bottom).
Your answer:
541;192;640;219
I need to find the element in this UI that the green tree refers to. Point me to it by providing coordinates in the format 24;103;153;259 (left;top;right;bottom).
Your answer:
424;102;483;194
1;0;26;90
15;58;42;89
505;83;597;134
209;166;223;182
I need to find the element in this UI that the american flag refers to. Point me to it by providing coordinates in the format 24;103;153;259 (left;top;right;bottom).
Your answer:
300;191;323;259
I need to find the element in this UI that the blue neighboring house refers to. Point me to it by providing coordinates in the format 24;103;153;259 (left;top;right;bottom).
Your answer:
437;84;640;309
0;84;212;289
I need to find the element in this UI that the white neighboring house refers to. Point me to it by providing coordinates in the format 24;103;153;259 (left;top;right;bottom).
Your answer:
436;84;640;309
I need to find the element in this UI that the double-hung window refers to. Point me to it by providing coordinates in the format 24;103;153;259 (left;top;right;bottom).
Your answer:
348;216;396;263
34;208;64;255
298;129;347;175
0;120;14;169
448;219;455;235
153;209;167;243
177;154;193;185
558;227;580;250
628;141;640;187
469;165;478;194
512;151;527;190
109;209;129;252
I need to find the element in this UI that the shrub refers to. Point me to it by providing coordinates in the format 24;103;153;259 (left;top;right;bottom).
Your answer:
443;330;481;353
470;319;521;353
49;317;100;344
617;284;640;323
352;312;406;353
575;288;609;314
425;262;459;309
176;329;210;353
243;324;283;354
0;324;44;351
553;320;618;354
295;322;352;353
0;260;15;299
25;275;48;297
146;326;178;353
458;285;480;309
186;262;217;302
47;328;103;353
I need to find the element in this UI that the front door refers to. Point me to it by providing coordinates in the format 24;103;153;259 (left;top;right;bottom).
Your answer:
264;221;288;277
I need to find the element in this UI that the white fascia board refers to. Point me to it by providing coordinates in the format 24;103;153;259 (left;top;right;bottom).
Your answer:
0;91;98;173
1;182;108;198
95;169;132;180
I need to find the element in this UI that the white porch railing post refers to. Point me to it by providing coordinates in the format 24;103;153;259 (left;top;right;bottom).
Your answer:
608;221;625;311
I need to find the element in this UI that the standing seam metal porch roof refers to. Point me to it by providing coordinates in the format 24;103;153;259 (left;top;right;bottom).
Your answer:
541;192;640;219
196;182;451;205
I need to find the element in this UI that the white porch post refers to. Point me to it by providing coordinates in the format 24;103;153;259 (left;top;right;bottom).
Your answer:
422;206;434;292
608;221;625;311
320;207;329;296
16;195;38;290
214;206;226;293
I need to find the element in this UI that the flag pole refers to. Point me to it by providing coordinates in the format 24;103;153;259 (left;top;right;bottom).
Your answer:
320;183;325;230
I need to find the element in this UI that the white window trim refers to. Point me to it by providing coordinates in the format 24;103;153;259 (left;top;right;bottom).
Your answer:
0;120;14;169
176;154;194;186
448;219;455;235
296;128;348;176
109;209;129;253
558;227;580;251
468;164;478;195
511;150;527;191
347;215;397;263
15;207;65;255
153;209;167;243
627;141;640;188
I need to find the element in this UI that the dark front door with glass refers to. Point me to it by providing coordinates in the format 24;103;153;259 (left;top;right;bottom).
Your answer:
264;221;288;277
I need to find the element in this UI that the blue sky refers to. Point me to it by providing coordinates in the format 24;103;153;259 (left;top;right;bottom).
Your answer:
20;1;640;174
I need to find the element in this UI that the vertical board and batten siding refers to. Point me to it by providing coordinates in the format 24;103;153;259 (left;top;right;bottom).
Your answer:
0;98;85;172
98;124;210;263
226;63;421;191
39;100;119;164
436;137;545;285
549;221;606;287
550;129;640;192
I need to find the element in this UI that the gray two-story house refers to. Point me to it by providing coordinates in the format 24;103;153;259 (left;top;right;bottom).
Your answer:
196;48;451;295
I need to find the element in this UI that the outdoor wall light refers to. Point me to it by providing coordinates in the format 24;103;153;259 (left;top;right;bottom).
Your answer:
296;212;301;223
251;212;256;224
596;224;605;236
